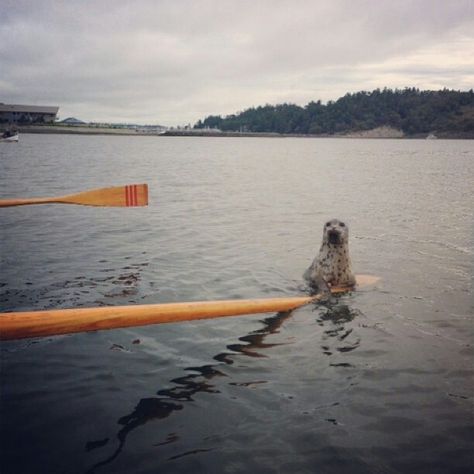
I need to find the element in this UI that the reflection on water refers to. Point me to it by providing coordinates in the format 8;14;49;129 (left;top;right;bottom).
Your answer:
1;135;473;474
317;303;361;360
85;307;298;472
85;297;363;473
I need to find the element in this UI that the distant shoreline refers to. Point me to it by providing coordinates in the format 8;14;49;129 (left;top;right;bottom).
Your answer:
14;124;473;139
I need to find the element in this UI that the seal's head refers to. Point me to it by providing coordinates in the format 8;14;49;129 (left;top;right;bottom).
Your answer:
304;217;356;291
322;218;349;247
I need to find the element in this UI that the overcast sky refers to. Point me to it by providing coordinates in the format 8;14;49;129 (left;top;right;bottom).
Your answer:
1;0;473;126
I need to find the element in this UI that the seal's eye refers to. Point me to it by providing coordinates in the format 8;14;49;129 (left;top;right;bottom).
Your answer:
340;222;345;227
325;222;331;227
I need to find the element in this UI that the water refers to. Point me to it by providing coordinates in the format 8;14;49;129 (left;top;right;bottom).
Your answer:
1;134;473;474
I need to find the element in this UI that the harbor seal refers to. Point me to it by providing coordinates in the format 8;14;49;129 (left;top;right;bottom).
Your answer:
304;218;356;292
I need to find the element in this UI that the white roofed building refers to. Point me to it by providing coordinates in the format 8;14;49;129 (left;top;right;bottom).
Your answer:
0;104;59;124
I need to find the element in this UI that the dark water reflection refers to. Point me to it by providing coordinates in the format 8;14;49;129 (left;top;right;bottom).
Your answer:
85;300;361;473
85;308;297;473
1;135;473;474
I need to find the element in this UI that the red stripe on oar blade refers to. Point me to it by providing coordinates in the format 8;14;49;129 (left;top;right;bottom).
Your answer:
125;185;130;206
125;185;139;206
133;184;138;206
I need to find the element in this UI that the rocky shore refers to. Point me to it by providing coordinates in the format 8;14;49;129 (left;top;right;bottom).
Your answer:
14;124;472;139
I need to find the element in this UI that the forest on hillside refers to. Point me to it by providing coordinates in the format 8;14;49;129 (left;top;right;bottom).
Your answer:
194;88;474;137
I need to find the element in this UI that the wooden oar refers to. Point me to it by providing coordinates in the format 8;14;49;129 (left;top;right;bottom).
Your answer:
0;184;148;207
0;275;379;341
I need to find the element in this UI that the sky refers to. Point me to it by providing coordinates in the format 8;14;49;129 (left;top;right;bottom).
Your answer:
1;0;473;126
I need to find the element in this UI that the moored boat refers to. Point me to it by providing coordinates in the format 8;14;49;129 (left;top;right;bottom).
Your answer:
0;131;19;142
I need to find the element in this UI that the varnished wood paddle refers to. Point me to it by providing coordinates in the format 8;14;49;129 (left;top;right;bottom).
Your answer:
0;184;148;207
0;275;380;341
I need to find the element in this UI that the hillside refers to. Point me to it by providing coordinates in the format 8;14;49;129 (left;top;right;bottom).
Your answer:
194;88;474;138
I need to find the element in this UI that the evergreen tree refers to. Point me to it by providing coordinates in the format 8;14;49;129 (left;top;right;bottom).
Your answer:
194;89;474;136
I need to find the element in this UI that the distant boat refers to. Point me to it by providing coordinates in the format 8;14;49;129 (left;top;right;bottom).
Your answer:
426;133;438;140
0;131;19;142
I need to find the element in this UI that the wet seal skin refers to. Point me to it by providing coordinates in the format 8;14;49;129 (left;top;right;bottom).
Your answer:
304;218;356;294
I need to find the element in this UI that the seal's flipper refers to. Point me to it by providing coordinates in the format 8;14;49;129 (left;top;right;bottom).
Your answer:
310;271;332;301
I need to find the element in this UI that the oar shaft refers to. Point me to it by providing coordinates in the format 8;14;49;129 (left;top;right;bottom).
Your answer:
0;277;376;341
0;296;319;341
0;197;58;207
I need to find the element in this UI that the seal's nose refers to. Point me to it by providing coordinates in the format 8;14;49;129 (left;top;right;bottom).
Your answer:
328;230;341;244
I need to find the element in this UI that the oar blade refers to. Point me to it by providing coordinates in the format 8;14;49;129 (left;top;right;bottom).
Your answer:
64;184;149;207
355;274;381;287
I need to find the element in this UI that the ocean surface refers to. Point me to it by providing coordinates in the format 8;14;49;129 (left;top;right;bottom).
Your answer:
0;134;473;474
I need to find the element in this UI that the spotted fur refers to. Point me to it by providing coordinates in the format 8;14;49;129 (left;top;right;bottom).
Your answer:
304;218;356;290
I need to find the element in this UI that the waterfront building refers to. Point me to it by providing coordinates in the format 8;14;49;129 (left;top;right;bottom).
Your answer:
0;103;59;123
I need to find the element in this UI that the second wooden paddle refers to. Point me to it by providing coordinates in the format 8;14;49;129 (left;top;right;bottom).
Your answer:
0;184;148;207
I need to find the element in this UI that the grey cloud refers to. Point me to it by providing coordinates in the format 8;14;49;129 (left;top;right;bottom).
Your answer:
1;0;473;124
